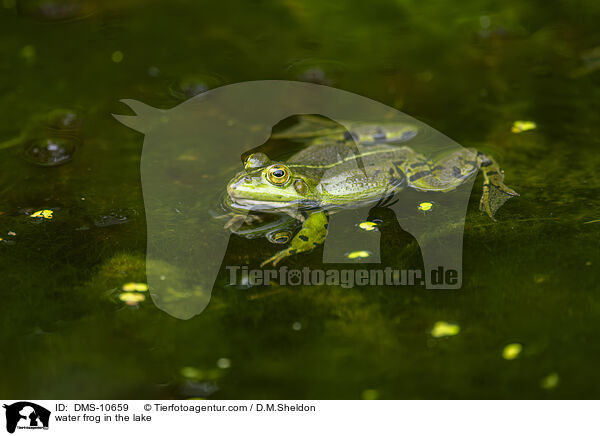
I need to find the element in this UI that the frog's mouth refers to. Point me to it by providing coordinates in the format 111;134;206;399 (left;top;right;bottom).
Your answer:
225;184;292;209
228;196;291;210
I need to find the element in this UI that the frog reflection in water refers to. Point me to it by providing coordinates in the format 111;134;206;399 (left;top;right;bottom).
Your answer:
223;117;519;267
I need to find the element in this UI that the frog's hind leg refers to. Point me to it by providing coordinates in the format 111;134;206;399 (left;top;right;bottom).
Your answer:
271;115;340;140
405;149;479;193
476;152;519;221
260;211;328;267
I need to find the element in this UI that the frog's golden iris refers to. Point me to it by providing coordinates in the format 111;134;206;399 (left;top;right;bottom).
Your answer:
266;164;291;186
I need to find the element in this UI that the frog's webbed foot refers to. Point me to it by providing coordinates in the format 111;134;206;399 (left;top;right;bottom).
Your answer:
477;152;519;221
223;213;264;230
260;211;328;267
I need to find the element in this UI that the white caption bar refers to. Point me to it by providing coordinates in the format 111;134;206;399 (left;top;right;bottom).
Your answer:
1;400;597;436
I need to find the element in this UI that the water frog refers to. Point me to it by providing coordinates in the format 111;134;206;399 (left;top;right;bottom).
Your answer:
225;118;518;267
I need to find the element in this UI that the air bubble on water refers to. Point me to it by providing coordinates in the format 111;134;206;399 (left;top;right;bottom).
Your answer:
46;109;82;131
24;137;77;166
94;209;134;227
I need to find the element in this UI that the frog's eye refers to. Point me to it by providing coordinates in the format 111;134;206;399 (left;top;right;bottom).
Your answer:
267;231;292;244
265;164;290;186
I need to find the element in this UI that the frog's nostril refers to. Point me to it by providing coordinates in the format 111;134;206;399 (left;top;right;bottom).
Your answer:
244;177;252;183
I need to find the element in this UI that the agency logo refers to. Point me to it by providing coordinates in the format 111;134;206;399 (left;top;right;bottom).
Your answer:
3;402;50;434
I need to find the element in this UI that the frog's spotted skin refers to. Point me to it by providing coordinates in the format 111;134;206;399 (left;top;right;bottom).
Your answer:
225;118;519;266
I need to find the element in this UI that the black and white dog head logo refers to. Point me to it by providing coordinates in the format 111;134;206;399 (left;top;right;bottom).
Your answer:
3;402;50;433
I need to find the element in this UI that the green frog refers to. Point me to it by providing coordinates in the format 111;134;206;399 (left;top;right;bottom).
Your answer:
225;118;519;267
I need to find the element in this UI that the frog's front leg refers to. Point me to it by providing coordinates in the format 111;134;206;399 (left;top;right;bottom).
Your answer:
223;212;265;230
260;211;328;267
476;152;519;221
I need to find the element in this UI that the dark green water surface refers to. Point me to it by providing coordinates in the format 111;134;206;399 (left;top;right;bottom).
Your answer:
1;0;599;398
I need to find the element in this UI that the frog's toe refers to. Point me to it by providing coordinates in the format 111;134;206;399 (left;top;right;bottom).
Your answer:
480;183;519;220
260;256;275;268
224;215;243;230
260;250;289;268
497;182;520;197
479;188;496;221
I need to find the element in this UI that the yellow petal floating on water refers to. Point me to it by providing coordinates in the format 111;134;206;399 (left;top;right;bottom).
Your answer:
361;389;379;400
20;45;36;65
502;343;523;360
30;209;53;219
541;372;559;390
122;282;148;292
180;366;203;379
418;202;433;212
358;221;378;231
431;321;460;338
346;250;371;259
511;120;537;133
118;292;146;305
111;50;124;63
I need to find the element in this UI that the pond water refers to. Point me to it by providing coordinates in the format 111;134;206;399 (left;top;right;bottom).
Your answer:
0;0;599;399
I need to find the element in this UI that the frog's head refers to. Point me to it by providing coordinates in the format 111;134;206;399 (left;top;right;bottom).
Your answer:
227;152;315;211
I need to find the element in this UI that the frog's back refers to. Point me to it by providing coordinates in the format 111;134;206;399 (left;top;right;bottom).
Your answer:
287;142;416;206
287;142;414;167
287;142;356;166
